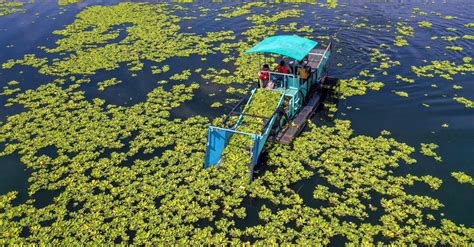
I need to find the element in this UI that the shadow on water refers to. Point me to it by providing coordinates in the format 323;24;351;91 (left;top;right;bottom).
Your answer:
0;154;31;205
31;188;64;209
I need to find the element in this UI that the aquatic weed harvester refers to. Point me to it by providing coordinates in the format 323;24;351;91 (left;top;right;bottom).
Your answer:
204;35;335;177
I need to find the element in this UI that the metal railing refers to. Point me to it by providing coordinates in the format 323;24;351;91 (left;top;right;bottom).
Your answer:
260;71;296;89
316;42;332;69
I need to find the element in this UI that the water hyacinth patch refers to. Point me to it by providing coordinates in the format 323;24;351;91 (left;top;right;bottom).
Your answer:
394;91;409;97
446;46;464;52
396;75;415;83
418;21;432;28
420;143;442;162
411;58;473;80
97;78;122;91
453;97;474;108
451;172;474;186
337;77;384;99
57;0;84;6
2;2;237;79
0;0;26;17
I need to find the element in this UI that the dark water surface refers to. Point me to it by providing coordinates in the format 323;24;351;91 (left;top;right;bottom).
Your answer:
0;0;473;232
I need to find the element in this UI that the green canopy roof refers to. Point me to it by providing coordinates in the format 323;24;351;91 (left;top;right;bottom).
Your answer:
245;35;318;61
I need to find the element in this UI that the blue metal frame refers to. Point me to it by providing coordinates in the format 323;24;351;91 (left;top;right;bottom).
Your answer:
204;126;257;168
204;91;285;170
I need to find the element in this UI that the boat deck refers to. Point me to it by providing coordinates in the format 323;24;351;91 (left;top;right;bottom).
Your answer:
276;92;321;145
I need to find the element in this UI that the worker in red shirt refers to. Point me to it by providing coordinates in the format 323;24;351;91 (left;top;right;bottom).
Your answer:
277;60;292;74
258;64;270;88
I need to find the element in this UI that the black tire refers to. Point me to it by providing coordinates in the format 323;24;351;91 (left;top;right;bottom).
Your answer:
270;107;289;137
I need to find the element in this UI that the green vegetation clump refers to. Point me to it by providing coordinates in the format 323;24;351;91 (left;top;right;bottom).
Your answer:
396;75;415;83
169;70;191;81
396;22;414;36
370;48;401;71
441;36;460;42
98;78;122;91
446;46;464;52
57;0;84;6
394;91;409;97
411;58;473;80
218;2;265;18
392;22;415;47
394;36;409;46
210;102;222;108
451;172;474;186
418;21;432;28
0;0;26;17
3;54;48;69
453;97;474;108
420;143;442;162
462;35;474;40
1;87;21;97
338;77;384;99
226;86;248;95
2;2;236;81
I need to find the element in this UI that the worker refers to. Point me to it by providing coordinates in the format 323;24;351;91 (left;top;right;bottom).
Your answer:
277;60;291;74
298;60;311;83
258;64;270;88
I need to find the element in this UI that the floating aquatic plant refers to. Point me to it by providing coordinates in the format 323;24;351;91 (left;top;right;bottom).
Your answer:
441;36;460;42
97;78;122;91
443;15;456;20
338;77;384;99
2;2;236;83
57;0;84;6
446;46;464;52
418;21;432;28
451;172;474;186
396;22;414;36
420;143;442;162
226;86;248;95
453;97;474;108
394;36;409;46
218;2;265;18
394;91;409;97
462;35;474;40
169;70;191;81
396;75;415;83
210;102;222;108
0;0;26;17
411;58;473;80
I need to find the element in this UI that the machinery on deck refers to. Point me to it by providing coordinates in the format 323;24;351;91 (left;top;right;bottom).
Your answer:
204;35;335;174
